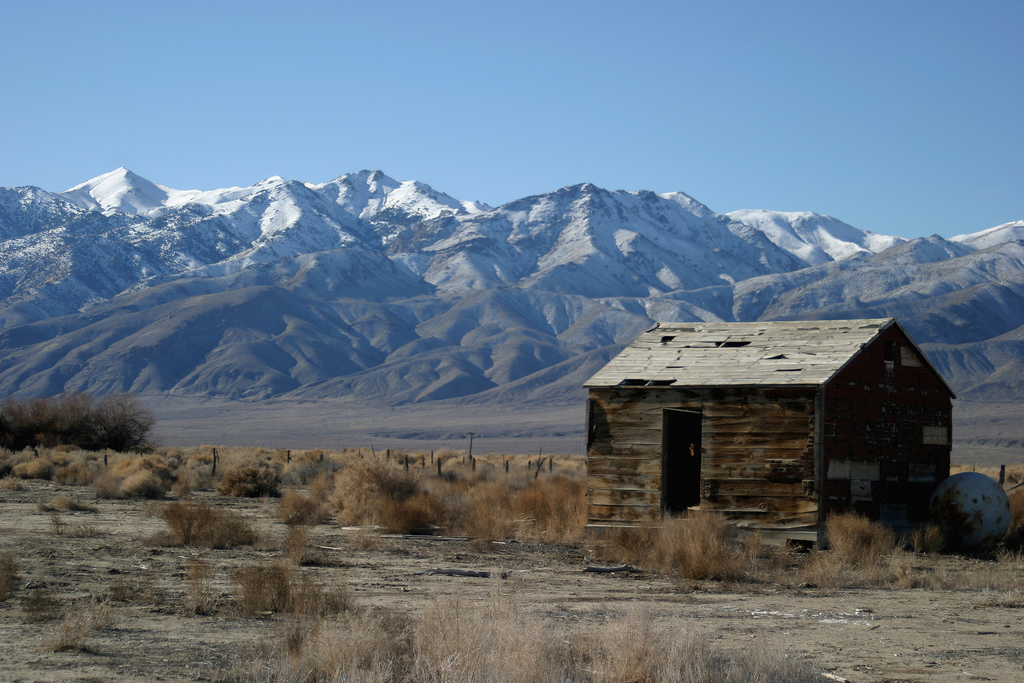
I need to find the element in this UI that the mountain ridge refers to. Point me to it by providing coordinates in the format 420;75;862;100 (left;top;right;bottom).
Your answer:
1;169;1023;456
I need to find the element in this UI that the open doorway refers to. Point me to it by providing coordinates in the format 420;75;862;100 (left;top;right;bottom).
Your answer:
662;408;702;513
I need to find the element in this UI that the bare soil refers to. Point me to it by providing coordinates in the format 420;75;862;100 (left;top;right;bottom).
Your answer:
2;480;1024;682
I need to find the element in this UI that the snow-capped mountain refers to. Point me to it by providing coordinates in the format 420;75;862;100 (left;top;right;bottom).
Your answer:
727;210;905;264
1;168;1023;452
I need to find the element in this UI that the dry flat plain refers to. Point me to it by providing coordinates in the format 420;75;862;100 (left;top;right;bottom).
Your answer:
2;470;1024;681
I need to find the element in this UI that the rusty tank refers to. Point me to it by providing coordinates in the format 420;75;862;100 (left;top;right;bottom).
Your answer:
929;472;1010;551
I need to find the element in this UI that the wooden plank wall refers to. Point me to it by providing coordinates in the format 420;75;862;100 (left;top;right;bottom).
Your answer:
587;387;817;528
820;326;952;524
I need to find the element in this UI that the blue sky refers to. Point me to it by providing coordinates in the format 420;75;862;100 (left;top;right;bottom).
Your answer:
1;0;1021;238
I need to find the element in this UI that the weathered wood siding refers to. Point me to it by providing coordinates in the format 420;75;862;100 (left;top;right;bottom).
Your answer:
586;386;817;528
820;327;952;526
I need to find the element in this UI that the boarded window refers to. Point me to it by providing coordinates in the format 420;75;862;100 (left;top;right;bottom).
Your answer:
923;425;948;445
851;479;873;501
909;463;937;482
901;346;923;367
828;461;880;481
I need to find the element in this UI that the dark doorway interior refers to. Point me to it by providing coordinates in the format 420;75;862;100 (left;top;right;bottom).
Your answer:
662;408;702;513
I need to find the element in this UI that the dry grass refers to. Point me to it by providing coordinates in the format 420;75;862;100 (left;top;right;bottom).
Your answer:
157;500;257;548
43;600;115;652
235;586;822;683
36;495;98;513
601;513;748;583
509;476;587;542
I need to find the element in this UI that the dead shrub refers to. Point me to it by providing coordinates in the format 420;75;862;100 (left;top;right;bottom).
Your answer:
330;460;418;526
826;512;896;567
53;461;96;485
185;557;215;615
159;500;256;548
379;491;446;534
510;476;586;542
11;457;54;480
1002;488;1024;550
599;523;661;567
277;489;326;526
49;512;66;535
0;554;18;601
0;475;23;491
307;469;335;502
655;513;747;582
218;464;281;497
233;561;352;617
94;457;174;499
460;481;516;540
910;523;945;554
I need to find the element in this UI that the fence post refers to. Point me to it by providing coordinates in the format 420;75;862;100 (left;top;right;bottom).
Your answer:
211;447;218;477
437;458;442;478
1000;465;1006;485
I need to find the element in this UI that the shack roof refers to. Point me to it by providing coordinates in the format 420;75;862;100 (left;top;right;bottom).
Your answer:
585;318;938;389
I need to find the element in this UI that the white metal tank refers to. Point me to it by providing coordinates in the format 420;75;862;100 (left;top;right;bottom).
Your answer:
929;472;1011;551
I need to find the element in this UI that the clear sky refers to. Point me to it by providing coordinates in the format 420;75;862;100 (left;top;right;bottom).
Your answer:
1;0;1021;238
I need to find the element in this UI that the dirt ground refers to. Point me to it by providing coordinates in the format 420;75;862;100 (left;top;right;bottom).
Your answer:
2;480;1024;683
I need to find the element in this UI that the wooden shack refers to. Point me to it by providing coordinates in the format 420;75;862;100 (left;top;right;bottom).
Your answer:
584;318;954;543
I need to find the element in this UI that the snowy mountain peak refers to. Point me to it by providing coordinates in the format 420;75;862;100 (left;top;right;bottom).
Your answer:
61;167;176;216
313;170;487;226
727;209;905;265
951;220;1024;250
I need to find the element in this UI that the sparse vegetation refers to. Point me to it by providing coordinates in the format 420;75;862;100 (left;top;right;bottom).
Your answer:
239;590;823;683
43;600;115;652
5;442;1024;680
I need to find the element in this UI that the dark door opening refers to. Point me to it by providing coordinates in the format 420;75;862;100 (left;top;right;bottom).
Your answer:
662;408;702;513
